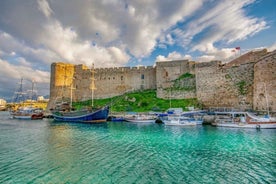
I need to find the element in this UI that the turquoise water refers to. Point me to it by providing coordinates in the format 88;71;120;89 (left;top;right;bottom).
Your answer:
0;111;275;183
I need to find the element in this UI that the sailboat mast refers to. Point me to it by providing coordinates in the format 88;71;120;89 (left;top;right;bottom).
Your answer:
70;83;73;108
91;63;96;107
31;79;35;107
31;80;34;100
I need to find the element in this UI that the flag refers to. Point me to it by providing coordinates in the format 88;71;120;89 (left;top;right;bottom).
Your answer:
235;47;240;50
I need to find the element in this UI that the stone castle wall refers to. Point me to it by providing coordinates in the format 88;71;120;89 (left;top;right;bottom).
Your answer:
196;49;269;110
48;49;275;112
48;64;156;109
156;60;196;99
253;50;276;113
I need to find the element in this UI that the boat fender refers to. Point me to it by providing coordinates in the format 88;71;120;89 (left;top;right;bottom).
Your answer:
256;124;261;129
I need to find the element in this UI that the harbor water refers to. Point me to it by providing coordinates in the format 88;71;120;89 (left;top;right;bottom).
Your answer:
0;111;275;183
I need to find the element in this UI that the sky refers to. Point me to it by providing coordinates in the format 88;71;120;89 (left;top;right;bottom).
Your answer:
0;0;275;101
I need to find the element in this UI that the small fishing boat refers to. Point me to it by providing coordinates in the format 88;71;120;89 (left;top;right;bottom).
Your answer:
11;106;44;120
212;111;276;129
125;114;156;123
163;114;203;126
157;108;205;125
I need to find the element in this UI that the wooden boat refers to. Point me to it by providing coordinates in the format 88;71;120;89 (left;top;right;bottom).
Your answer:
51;63;109;123
11;106;44;120
51;105;109;123
212;111;276;129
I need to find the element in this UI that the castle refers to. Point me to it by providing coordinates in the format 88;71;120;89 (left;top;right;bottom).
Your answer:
48;49;276;113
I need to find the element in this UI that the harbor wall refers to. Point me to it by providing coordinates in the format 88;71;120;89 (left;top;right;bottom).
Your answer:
48;49;276;113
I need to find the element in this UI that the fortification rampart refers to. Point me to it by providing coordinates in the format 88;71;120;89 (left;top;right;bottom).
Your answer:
48;64;156;109
48;49;275;113
196;49;271;110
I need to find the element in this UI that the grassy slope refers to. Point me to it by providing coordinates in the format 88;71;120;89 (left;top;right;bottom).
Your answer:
73;90;202;113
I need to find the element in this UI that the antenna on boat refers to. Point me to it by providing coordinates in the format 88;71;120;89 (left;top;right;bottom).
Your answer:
90;63;96;107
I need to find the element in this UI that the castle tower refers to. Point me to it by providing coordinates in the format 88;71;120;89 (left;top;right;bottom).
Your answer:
47;62;75;110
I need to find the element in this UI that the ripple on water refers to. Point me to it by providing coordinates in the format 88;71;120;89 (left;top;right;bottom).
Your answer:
0;114;275;183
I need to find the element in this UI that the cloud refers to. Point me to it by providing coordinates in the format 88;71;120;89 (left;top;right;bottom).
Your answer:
37;0;53;18
0;31;60;70
0;0;273;99
0;58;50;99
268;42;276;51
156;51;192;62
0;58;50;83
37;20;130;67
197;55;216;62
196;48;239;62
37;0;204;58
172;0;268;53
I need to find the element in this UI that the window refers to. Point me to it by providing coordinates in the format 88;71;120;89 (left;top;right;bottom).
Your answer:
141;74;144;79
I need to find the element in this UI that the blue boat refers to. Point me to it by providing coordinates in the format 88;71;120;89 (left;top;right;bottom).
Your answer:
52;106;109;123
108;116;125;122
51;64;109;123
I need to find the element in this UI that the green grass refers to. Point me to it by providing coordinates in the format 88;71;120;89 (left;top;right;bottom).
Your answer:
73;89;202;112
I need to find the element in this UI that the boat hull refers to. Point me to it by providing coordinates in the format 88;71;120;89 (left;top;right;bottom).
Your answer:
125;119;156;123
52;106;109;123
11;107;44;120
164;120;202;126
13;113;44;120
213;111;276;129
213;123;276;129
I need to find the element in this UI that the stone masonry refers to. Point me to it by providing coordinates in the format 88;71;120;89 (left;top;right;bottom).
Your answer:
48;49;276;113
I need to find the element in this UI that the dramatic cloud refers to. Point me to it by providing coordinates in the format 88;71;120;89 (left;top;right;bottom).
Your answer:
170;0;269;53
0;0;273;99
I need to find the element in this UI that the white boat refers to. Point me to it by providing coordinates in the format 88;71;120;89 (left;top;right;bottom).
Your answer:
10;106;44;120
212;111;276;129
157;108;205;126
163;114;203;126
125;114;156;123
